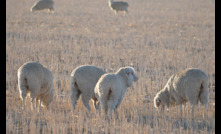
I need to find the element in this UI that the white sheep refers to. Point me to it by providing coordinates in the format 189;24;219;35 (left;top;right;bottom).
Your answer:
30;0;54;12
109;0;129;14
94;66;138;116
154;68;209;119
17;62;55;112
70;65;106;112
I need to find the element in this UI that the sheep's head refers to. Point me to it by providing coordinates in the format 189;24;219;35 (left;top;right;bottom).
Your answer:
117;66;138;87
154;90;171;109
154;95;162;108
42;89;55;108
30;6;38;12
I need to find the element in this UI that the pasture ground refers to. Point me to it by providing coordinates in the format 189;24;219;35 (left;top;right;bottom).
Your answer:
6;0;215;133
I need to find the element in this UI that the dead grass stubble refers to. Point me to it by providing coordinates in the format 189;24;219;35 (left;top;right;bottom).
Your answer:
6;0;215;133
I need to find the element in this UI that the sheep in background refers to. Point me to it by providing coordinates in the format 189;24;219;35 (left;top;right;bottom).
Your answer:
70;65;106;112
94;66;138;116
154;68;209;119
30;0;54;12
18;62;55;112
109;0;129;14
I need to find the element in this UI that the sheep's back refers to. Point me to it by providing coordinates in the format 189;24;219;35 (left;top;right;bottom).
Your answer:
111;2;128;10
96;74;124;97
41;67;53;90
18;62;53;91
72;65;105;93
168;68;208;102
32;0;54;10
19;62;44;81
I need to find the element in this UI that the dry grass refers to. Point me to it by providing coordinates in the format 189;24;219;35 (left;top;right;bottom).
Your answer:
6;0;215;133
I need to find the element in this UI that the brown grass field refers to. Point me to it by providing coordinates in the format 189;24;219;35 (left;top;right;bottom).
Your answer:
6;0;215;133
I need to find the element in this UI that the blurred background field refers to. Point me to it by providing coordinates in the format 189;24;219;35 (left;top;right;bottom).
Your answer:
6;0;215;133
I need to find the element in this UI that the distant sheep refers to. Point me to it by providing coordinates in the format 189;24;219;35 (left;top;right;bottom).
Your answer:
154;68;209;118
109;0;129;14
94;66;138;116
70;65;106;112
30;0;54;12
17;62;55;111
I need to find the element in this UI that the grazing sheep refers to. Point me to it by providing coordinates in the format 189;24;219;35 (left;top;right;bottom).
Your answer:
94;66;138;116
70;65;106;112
17;62;55;112
30;0;54;12
154;68;209;119
109;0;129;14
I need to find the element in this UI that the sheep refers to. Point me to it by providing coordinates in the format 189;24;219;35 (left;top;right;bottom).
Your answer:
108;0;129;14
154;68;209;119
94;66;138;116
17;62;55;112
70;65;106;112
30;0;54;12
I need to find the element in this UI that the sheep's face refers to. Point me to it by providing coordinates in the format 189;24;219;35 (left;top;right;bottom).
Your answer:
30;7;36;12
154;96;161;108
154;90;171;109
124;67;138;87
30;5;39;12
42;89;55;108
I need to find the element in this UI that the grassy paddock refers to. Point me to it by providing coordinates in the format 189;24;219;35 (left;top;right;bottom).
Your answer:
6;0;215;133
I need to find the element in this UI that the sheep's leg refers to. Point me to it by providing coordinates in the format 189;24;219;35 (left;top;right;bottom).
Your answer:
179;104;184;127
49;7;54;11
39;99;42;113
191;105;195;120
100;96;108;115
107;99;118;118
28;83;40;111
36;97;40;110
19;89;27;110
113;108;119;120
203;104;208;119
95;101;100;111
191;105;195;130
30;91;37;110
107;104;113;117
81;94;91;111
92;98;97;109
31;98;36;110
70;87;81;112
107;109;112;118
22;98;26;110
46;101;52;112
125;9;128;14
92;98;100;111
180;104;182;118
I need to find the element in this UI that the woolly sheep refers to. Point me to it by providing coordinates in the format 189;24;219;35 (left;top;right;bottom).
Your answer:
17;62;55;112
70;65;106;112
109;0;129;14
30;0;54;12
154;68;209;118
94;66;138;116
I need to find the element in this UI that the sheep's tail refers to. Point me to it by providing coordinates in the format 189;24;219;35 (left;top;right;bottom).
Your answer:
17;71;27;102
70;77;80;112
199;78;209;109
